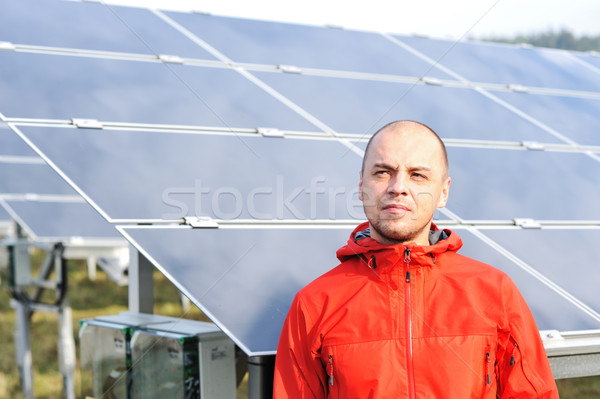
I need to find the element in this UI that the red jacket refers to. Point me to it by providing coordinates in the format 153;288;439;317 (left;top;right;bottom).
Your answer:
273;222;558;398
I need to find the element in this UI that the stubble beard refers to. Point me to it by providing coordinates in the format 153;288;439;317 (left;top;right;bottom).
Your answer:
370;214;431;246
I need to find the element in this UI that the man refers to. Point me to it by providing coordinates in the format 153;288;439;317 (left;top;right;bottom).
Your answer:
273;121;558;398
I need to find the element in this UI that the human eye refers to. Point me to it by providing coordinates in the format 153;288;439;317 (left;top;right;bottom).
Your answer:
411;172;428;180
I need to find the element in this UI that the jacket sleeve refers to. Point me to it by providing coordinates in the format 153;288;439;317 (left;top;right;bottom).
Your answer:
273;293;327;399
496;276;559;398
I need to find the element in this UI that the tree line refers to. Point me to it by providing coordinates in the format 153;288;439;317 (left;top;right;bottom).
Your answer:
482;29;600;52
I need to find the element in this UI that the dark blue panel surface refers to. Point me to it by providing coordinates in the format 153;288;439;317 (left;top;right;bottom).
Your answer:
254;71;565;142
447;148;600;220
0;204;9;221
120;226;353;355
17;126;364;221
483;229;600;321
0;52;318;131
396;36;600;92
0;0;215;59
493;91;600;146
0;162;76;196
459;229;600;331
165;11;451;78
0;128;38;156
2;200;120;240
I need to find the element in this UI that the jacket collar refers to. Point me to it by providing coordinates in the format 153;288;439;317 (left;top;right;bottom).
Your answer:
336;221;462;269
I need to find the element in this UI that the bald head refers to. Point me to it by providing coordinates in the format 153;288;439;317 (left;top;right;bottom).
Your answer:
361;120;449;178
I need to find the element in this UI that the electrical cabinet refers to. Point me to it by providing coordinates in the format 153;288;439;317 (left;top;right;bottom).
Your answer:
79;312;236;399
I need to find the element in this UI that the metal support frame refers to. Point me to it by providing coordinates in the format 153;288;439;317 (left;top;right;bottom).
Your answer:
542;329;600;379
7;240;76;399
248;355;275;399
127;245;154;314
12;299;33;398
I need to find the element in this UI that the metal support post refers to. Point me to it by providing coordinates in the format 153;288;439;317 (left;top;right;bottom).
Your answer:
58;304;76;399
128;245;154;313
248;355;275;399
12;300;34;398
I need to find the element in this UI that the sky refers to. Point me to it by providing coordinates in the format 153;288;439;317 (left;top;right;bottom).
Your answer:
104;0;600;40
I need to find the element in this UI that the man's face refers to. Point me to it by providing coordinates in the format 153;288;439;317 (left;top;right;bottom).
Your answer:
359;126;451;246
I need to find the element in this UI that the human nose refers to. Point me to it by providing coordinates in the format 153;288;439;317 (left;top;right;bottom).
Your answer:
387;174;408;196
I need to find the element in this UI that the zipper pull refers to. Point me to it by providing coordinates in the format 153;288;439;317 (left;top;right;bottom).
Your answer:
404;248;411;283
509;336;518;366
328;355;334;386
485;351;491;385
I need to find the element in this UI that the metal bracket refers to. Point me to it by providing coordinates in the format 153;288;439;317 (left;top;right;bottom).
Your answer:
183;216;219;229
507;84;529;93
521;141;545;151
0;41;16;51
277;65;302;74
541;330;566;345
420;77;443;86
514;218;542;229
158;54;184;64
71;119;103;129
257;127;284;138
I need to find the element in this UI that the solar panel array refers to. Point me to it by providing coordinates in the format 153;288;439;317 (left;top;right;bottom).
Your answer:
0;121;122;242
1;0;599;355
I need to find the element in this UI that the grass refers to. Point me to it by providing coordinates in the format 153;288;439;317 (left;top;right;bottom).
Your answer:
0;247;599;398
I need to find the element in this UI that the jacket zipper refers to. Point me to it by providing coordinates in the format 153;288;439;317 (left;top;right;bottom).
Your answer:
404;247;416;399
485;351;492;386
328;354;334;386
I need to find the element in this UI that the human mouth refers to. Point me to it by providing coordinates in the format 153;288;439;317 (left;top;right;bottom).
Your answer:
382;203;410;214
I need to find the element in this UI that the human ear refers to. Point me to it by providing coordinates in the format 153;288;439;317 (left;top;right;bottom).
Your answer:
436;177;451;208
358;170;364;201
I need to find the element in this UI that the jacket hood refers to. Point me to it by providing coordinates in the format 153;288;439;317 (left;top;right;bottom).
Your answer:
336;221;462;266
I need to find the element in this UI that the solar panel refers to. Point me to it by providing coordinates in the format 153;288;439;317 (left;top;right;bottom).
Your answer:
251;71;568;141
2;0;599;366
0;125;124;242
0;127;38;156
458;229;600;331
14;125;363;222
163;10;452;78
481;228;600;316
395;35;600;91
491;91;600;146
0;0;216;58
0;204;9;221
0;52;319;130
446;147;600;220
0;162;76;196
0;198;121;242
118;225;351;355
